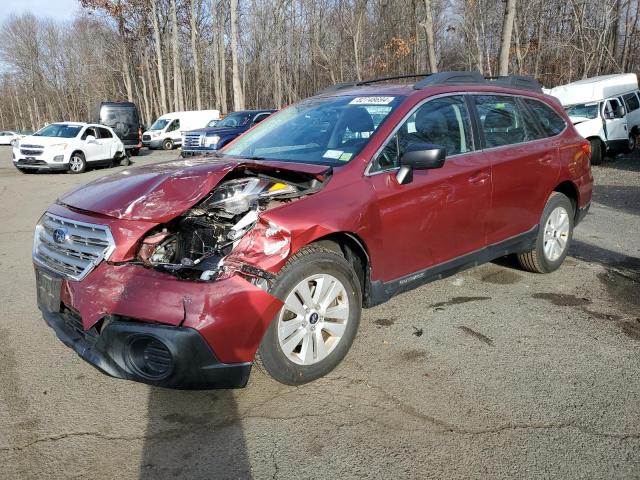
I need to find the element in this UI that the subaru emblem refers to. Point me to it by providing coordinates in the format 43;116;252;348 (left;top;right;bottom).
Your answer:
52;228;68;244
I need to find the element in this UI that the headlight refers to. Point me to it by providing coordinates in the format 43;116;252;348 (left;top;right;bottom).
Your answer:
151;132;160;138
50;143;68;150
201;178;297;215
204;135;221;147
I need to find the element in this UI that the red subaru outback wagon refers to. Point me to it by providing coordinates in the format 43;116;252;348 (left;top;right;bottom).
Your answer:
34;72;592;389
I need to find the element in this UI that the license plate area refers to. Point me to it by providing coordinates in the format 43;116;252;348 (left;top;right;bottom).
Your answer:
36;268;62;313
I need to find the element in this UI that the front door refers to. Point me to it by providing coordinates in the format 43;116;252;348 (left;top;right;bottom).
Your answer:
81;127;103;162
366;94;491;282
603;97;628;143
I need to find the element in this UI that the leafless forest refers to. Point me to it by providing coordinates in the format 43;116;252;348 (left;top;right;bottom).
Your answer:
0;0;638;130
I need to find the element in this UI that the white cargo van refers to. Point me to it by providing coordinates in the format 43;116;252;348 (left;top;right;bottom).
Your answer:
143;110;220;150
549;74;640;164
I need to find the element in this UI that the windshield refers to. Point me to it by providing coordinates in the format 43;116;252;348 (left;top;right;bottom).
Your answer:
223;95;405;164
34;124;82;138
150;118;170;130
217;113;251;127
565;103;599;120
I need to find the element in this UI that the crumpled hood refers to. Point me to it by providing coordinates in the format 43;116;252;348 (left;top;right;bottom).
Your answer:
58;156;330;222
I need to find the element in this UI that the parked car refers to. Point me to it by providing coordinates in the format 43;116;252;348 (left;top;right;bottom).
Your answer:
549;73;640;164
181;109;275;157
13;122;126;174
93;101;143;156
33;72;592;389
143;110;220;150
0;131;23;145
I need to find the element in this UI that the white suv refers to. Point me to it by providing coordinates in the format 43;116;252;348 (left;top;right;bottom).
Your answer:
13;122;127;174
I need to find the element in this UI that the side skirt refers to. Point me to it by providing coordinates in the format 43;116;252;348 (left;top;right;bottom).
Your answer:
367;226;538;307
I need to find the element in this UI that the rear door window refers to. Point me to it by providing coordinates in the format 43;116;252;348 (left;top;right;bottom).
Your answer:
623;92;640;112
475;95;534;148
522;98;566;137
98;127;113;138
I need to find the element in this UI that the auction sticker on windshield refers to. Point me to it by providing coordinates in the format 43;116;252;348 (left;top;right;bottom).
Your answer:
350;96;395;105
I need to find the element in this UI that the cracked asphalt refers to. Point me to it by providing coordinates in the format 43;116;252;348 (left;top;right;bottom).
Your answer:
1;147;639;479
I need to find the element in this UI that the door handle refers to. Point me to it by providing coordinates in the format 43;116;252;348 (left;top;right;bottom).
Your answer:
538;155;553;165
468;171;490;184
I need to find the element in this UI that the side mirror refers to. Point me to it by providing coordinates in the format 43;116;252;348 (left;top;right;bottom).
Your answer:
396;143;447;185
615;105;626;118
85;135;96;142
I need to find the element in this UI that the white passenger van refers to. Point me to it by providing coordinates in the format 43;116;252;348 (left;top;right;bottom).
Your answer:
549;74;640;164
142;110;220;150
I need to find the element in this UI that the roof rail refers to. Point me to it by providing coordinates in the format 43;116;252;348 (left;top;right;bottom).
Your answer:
317;71;542;95
486;75;542;92
413;71;485;89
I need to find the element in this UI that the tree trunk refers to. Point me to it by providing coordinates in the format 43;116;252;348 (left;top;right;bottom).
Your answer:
171;0;183;111
230;0;244;110
498;0;517;76
422;0;438;73
218;6;228;113
151;0;168;113
191;0;202;110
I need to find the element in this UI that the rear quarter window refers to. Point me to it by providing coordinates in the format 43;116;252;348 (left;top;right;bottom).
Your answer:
523;98;566;137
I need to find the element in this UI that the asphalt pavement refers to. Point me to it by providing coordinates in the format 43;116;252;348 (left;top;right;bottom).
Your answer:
0;147;638;479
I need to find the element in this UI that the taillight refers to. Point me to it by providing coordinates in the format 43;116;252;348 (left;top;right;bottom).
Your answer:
581;141;591;157
138;127;142;141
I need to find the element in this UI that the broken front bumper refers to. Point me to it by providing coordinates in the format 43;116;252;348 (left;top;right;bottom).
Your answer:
39;262;284;389
42;309;252;389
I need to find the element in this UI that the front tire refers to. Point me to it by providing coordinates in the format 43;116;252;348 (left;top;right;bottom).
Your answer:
68;152;86;174
257;245;362;385
162;139;173;150
517;192;574;273
589;138;603;165
625;133;637;154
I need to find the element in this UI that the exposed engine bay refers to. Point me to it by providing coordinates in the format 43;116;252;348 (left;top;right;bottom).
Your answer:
136;167;329;281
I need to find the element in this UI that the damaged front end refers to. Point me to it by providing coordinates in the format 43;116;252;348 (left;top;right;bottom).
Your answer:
135;168;327;287
35;160;331;389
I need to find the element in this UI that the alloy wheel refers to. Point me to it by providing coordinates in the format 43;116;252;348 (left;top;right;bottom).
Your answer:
277;273;350;366
543;206;570;262
69;156;84;172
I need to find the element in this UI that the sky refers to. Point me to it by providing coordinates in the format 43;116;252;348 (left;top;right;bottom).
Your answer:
0;0;80;25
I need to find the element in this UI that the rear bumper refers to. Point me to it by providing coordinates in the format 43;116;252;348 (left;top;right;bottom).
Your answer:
576;201;590;225
42;309;251;389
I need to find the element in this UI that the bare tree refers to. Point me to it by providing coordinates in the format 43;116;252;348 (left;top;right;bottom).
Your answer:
498;0;517;75
422;0;438;72
230;0;244;110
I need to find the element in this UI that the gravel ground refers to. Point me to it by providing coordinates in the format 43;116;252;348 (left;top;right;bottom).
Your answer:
0;147;638;479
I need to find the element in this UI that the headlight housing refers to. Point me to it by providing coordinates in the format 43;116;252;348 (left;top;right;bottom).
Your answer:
200;177;296;215
204;135;221;147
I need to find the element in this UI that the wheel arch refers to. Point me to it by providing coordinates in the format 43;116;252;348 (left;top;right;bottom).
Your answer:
553;180;580;220
310;232;374;308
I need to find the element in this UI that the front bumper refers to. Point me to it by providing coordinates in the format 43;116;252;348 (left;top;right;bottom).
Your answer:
42;308;252;389
14;159;69;171
181;147;219;157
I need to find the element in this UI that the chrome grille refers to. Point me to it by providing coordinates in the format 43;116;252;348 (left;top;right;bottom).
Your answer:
20;144;44;149
20;149;43;156
33;212;115;281
183;133;204;148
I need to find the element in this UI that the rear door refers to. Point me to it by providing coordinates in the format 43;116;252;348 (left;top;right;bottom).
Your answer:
101;104;140;147
474;94;562;244
97;127;117;158
366;94;492;281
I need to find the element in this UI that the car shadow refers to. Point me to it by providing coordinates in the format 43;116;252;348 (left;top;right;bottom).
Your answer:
569;238;640;273
600;152;640;172
139;388;252;479
592;184;640;216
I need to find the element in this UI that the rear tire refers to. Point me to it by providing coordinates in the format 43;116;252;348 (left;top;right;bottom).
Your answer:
162;139;173;150
589;138;603;165
257;245;362;385
131;148;140;156
517;192;574;274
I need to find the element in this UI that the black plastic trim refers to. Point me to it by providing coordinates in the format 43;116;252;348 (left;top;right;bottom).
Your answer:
367;226;538;306
41;311;252;390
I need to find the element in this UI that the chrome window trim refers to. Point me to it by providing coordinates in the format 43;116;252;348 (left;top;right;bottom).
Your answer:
365;91;567;176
